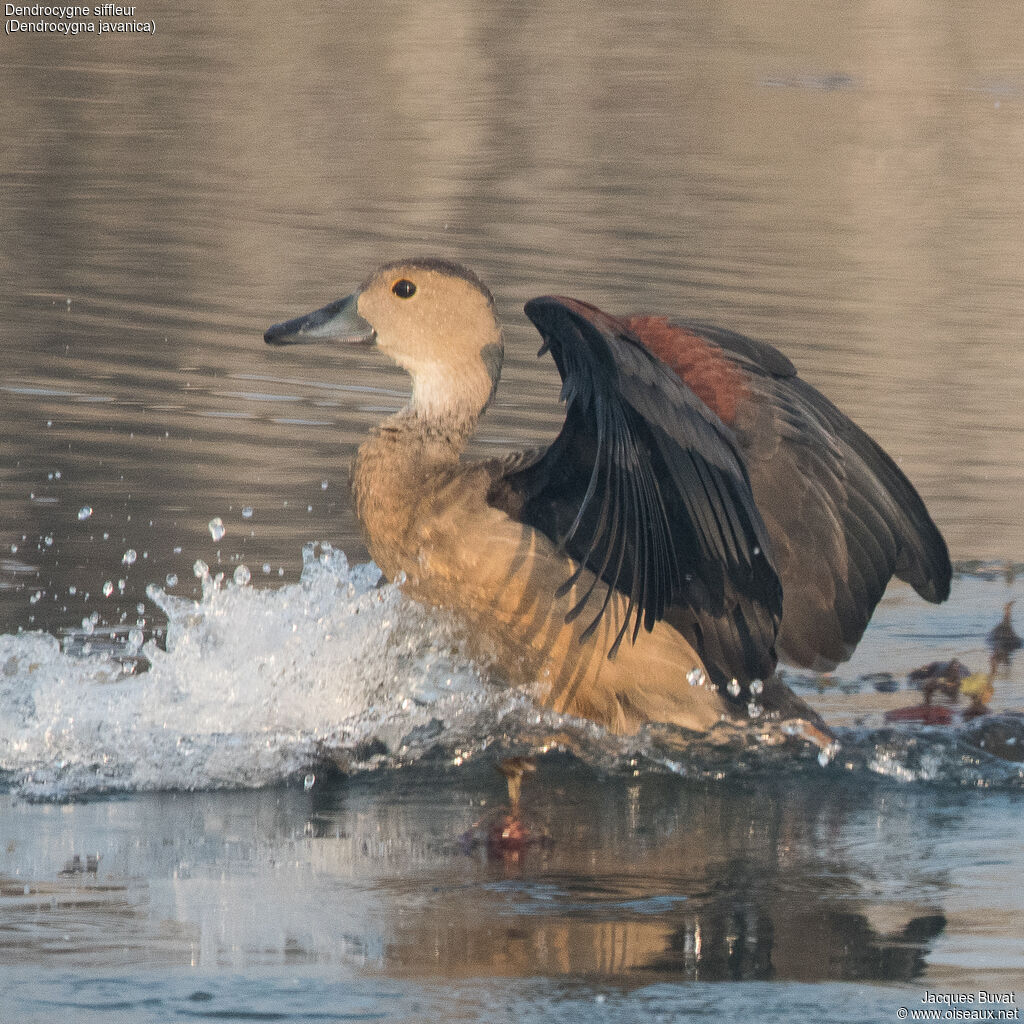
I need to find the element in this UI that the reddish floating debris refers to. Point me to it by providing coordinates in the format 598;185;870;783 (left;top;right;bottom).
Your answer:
460;812;553;861
486;813;534;858
889;651;999;726
459;755;552;862
884;704;954;726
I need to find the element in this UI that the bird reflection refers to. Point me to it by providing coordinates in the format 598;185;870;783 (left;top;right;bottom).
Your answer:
326;764;949;984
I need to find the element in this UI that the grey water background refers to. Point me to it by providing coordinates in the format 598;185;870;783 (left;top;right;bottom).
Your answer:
2;1;1024;1021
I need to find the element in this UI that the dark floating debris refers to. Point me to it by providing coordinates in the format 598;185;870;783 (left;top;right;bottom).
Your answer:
988;600;1022;664
59;853;100;875
907;659;970;702
864;672;899;693
889;653;999;726
888;600;1022;726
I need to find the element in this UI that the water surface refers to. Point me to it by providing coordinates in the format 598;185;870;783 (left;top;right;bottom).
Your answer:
2;1;1023;1020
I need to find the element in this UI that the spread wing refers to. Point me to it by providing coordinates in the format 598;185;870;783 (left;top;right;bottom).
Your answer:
487;296;782;688
632;318;952;670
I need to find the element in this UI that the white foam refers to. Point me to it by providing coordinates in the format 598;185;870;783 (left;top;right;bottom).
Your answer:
0;543;529;799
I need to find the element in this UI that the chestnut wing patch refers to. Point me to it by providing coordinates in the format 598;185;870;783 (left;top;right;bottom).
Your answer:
632;317;951;670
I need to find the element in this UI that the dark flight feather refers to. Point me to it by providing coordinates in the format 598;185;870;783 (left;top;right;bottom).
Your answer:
488;297;782;690
629;318;951;671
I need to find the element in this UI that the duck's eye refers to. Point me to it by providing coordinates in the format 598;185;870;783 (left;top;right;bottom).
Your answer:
391;279;417;299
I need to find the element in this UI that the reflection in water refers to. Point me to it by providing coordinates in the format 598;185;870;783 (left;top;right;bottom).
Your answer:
0;764;958;983
341;765;949;984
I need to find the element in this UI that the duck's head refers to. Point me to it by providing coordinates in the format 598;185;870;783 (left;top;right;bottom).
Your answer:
265;257;503;426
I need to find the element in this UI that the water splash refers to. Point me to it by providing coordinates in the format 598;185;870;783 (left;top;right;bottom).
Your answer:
0;544;529;799
0;545;1021;800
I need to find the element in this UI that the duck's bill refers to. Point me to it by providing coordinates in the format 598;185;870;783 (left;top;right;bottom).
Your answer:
264;292;374;346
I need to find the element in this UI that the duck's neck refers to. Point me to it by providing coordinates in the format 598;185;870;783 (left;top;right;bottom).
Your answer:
378;405;477;459
406;351;498;432
351;408;476;580
352;326;502;579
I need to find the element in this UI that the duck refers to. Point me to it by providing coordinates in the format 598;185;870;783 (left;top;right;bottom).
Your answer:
265;257;951;738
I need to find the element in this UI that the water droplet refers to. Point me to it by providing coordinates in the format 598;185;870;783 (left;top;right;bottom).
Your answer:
81;617;94;635
9;544;17;553
29;591;41;605
747;702;762;718
306;505;313;513
136;603;145;615
727;678;741;698
68;585;77;596
818;742;840;768
122;548;137;565
233;564;251;586
165;573;178;587
127;628;144;652
261;563;271;575
193;559;209;579
173;546;182;554
320;480;329;490
78;506;92;521
54;470;61;479
44;535;53;547
686;667;705;687
303;773;316;791
102;581;114;597
208;517;225;542
750;679;764;695
241;506;254;519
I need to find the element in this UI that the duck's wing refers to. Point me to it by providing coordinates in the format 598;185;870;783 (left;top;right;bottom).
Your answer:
623;316;952;670
487;296;782;688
